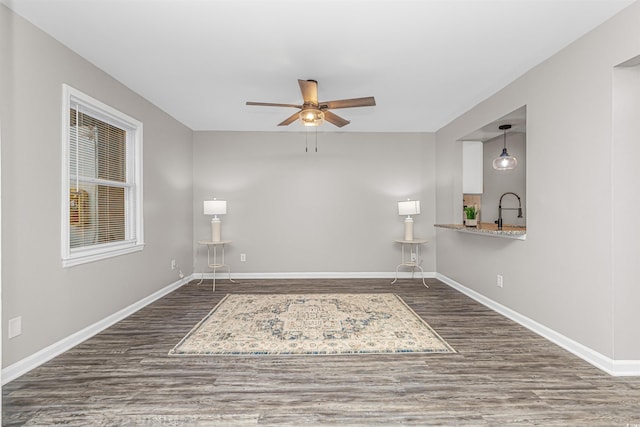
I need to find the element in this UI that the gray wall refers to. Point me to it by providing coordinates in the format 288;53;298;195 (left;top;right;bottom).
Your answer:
1;5;194;367
612;59;640;358
435;1;640;360
193;131;436;275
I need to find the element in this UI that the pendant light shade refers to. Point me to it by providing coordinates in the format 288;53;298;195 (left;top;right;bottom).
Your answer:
493;124;517;171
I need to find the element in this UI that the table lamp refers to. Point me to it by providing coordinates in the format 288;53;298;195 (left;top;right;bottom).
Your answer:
204;199;227;242
398;199;420;241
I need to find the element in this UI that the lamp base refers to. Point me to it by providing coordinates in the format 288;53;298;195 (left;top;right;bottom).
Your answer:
211;218;221;242
404;217;414;241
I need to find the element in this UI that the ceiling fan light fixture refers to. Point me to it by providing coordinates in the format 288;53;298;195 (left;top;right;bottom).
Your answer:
299;108;324;126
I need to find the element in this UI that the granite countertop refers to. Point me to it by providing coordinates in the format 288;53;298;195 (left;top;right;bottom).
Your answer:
434;222;527;240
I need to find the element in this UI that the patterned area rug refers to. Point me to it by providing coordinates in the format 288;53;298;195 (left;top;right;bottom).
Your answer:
169;293;455;356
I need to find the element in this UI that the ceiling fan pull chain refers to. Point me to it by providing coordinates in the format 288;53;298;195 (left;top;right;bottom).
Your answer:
305;130;308;152
315;127;318;152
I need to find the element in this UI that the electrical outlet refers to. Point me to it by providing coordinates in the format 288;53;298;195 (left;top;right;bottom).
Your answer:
171;259;177;270
497;274;504;288
410;252;417;262
240;253;246;262
8;316;22;339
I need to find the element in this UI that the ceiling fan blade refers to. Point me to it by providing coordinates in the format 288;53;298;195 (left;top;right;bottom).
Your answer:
246;101;302;108
321;96;376;110
277;111;300;126
324;111;350;128
298;79;318;105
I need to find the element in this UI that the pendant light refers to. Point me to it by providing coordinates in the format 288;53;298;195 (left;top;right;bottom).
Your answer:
492;124;517;170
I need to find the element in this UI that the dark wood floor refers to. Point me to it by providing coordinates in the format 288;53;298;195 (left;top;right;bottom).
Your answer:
3;278;640;426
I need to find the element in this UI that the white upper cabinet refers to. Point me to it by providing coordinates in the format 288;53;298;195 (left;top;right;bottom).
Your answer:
463;140;483;194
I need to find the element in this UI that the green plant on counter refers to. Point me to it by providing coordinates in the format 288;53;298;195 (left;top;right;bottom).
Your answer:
464;206;478;219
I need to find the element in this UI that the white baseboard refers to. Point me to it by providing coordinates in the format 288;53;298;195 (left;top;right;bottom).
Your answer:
194;271;437;280
2;275;191;385
436;273;640;377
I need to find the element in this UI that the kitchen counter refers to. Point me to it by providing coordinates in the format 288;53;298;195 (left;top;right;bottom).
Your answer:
434;222;527;240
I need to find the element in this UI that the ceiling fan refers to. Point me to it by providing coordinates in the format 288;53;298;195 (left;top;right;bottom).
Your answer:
246;79;376;128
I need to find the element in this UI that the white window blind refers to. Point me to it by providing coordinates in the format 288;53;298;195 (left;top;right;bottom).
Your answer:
62;85;143;267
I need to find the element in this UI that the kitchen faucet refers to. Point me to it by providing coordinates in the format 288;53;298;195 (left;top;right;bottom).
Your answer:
496;192;522;230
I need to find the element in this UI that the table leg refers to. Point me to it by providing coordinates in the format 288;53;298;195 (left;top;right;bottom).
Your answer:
212;245;216;292
391;242;429;288
220;245;237;284
415;244;428;288
391;263;401;285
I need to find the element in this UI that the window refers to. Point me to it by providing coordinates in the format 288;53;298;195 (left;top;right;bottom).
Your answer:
61;85;143;267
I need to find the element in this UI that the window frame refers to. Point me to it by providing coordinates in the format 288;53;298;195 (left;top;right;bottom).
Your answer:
61;84;144;267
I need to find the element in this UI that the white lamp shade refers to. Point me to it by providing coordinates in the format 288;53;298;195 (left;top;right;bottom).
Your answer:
398;200;421;216
204;199;227;216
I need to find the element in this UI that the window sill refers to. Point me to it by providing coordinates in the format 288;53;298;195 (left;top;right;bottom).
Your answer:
62;243;145;268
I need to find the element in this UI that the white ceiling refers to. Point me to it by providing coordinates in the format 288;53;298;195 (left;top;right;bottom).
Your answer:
3;0;636;132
